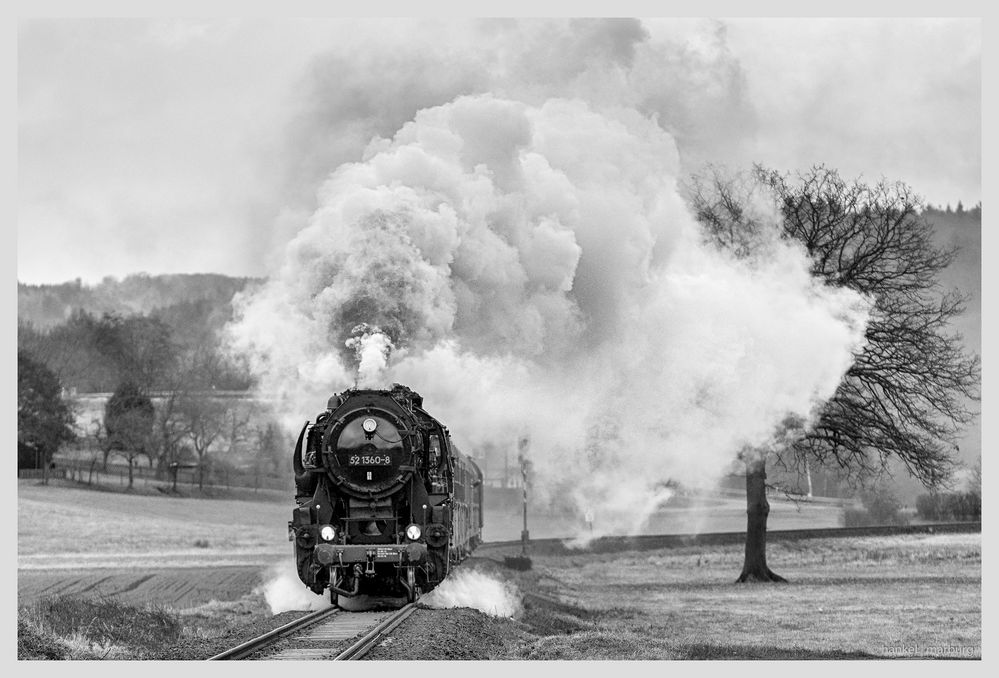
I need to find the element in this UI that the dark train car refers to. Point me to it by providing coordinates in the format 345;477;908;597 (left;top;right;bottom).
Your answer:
288;384;483;608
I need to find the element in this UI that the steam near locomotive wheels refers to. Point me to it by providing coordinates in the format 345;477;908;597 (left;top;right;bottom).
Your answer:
289;384;483;609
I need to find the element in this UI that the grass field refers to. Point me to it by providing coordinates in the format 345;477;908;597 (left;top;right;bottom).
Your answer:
494;532;982;659
18;480;290;569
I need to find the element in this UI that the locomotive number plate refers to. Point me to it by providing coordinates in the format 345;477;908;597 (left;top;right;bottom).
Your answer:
348;454;392;466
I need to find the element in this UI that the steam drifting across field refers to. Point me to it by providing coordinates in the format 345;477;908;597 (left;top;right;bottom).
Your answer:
228;94;869;538
420;570;522;618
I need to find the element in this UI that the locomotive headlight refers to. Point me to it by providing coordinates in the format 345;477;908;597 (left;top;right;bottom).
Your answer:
320;525;336;541
405;524;422;541
362;418;378;433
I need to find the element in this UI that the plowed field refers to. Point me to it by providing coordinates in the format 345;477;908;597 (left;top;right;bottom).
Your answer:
18;566;264;608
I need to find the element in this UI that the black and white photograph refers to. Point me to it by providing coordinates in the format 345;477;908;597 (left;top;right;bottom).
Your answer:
15;9;983;663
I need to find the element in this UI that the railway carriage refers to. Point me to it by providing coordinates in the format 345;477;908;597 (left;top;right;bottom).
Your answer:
289;384;483;608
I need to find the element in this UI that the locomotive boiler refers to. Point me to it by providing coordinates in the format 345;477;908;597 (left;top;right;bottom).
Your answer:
289;384;483;608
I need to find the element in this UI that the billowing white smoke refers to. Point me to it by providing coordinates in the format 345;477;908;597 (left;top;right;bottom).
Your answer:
345;325;394;388
254;559;332;614
269;19;756;247
420;570;522;618
227;94;869;537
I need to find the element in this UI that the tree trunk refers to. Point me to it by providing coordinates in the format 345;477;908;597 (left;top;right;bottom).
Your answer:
804;458;813;498
127;458;134;489
736;455;787;583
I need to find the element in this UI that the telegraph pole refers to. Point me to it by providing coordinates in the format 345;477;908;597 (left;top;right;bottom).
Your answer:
519;448;529;554
505;437;532;570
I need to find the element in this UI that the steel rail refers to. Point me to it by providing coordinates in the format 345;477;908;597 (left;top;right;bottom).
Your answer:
332;603;418;661
207;605;340;660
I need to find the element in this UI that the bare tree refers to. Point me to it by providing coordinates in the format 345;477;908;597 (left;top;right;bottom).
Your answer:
103;381;156;489
223;402;253;457
152;385;188;477
107;413;154;489
251;422;286;491
172;349;238;490
85;419;109;485
970;455;981;496
687;165;980;582
176;393;228;491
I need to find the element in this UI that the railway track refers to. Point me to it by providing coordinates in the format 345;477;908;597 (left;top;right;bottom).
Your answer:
208;603;417;661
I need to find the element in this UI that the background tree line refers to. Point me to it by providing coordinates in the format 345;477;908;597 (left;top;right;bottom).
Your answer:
90;375;289;491
18;340;290;491
16;274;293;491
18;305;253;393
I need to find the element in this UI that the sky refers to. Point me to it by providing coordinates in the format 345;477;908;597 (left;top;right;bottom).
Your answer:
17;17;981;285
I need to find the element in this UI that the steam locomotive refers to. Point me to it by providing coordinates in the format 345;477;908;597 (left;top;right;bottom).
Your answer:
289;384;483;608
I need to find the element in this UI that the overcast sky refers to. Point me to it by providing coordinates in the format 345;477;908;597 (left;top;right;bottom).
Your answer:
17;17;981;285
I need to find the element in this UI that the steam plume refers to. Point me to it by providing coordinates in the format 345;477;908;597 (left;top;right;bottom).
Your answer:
420;570;522;618
345;324;394;388
227;94;869;538
254;560;332;614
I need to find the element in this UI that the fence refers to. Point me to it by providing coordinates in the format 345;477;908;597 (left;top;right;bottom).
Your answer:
17;468;68;481
45;456;292;493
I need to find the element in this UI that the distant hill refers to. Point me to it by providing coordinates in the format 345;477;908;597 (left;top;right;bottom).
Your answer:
17;273;261;329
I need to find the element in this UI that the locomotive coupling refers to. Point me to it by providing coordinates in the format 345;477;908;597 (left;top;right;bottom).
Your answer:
313;542;427;566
